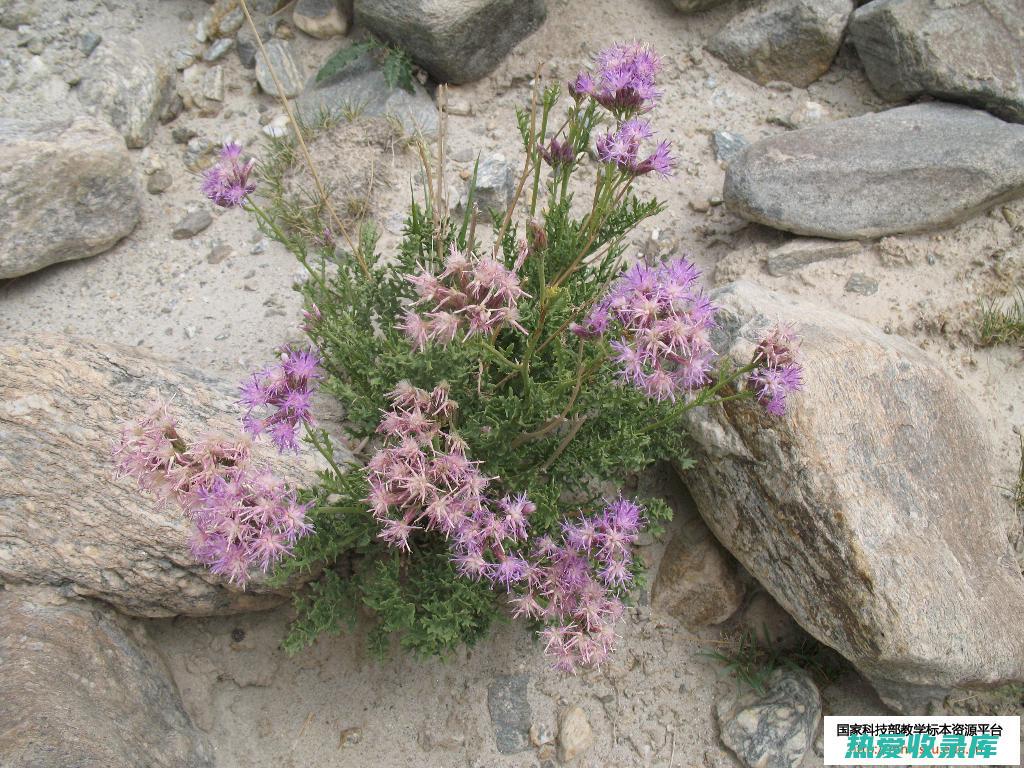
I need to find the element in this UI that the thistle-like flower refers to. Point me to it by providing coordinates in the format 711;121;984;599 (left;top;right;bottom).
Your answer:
201;141;256;208
367;383;493;551
401;244;529;351
595;118;675;177
748;323;804;415
576;257;718;402
114;398;312;586
538;138;575;168
240;346;323;453
570;41;662;114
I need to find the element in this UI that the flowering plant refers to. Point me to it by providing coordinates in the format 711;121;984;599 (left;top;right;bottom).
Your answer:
117;42;801;670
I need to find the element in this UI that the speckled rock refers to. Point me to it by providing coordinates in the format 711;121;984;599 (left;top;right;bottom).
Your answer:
464;153;513;213
0;586;214;767
256;38;304;98
682;281;1024;708
850;0;1024;123
765;238;860;276
78;37;176;148
716;668;821;768
487;675;532;754
354;0;547;84
724;103;1024;239
0;117;140;280
708;0;854;88
0;335;315;618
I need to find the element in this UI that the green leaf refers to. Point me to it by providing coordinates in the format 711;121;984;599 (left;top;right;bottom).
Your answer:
382;48;416;93
316;41;373;84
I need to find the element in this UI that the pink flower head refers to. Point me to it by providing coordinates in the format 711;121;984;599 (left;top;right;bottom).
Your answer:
201;141;256;208
585;257;718;402
239;346;322;453
596;119;674;178
570;42;662;113
401;243;529;350
538;137;575;168
748;323;804;415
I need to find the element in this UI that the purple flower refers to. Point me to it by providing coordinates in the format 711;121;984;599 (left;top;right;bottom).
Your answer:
368;384;495;551
748;324;804;415
584;257;718;402
201;142;256;208
239;346;322;453
538;138;575;168
596;119;674;177
114;399;313;587
493;555;529;589
570;42;662;114
401;244;529;350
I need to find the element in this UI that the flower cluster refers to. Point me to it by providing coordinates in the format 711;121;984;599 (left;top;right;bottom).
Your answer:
366;382;487;550
596;118;674;178
201;142;256;208
240;346;323;453
514;498;643;672
574;257;718;402
113;398;313;585
571;41;661;113
748;323;804;415
368;384;646;671
401;244;529;351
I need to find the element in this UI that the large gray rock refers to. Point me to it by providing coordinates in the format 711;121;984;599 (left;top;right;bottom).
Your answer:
298;52;438;135
78;38;175;148
724;103;1024;239
256;38;304;99
708;0;854;88
682;281;1024;708
0;335;314;618
716;668;820;768
850;0;1024;124
354;0;547;85
0;117;140;280
0;586;214;768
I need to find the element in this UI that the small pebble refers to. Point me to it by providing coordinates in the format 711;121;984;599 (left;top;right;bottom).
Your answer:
171;126;198;144
172;210;213;239
339;727;362;747
844;273;879;296
79;32;102;56
146;169;173;195
203;37;233;63
557;706;594;763
207;244;233;264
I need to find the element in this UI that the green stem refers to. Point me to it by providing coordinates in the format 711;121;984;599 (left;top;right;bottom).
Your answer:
529;98;552;219
304;423;342;477
245;200;327;290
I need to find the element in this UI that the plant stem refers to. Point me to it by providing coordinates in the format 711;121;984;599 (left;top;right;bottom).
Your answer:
245;200;328;291
304;423;343;477
529;88;552;219
238;0;370;280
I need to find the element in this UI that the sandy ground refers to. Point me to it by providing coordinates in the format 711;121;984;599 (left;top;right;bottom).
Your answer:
2;0;1023;765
